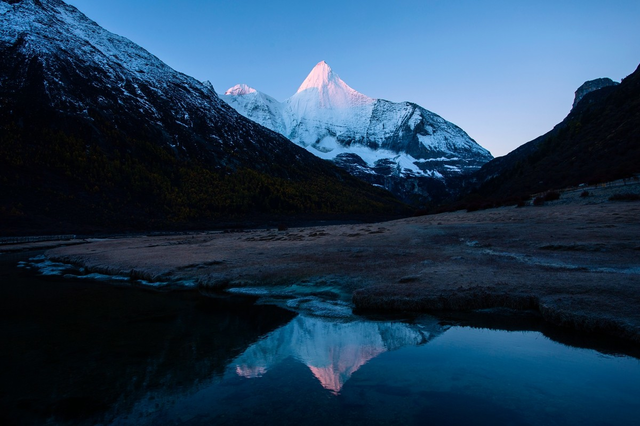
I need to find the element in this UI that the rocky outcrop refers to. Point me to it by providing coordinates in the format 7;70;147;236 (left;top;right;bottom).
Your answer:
573;77;619;109
460;64;639;206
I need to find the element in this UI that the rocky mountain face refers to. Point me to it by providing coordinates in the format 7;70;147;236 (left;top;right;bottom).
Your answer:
222;61;493;205
572;78;619;109
458;65;639;208
0;0;405;234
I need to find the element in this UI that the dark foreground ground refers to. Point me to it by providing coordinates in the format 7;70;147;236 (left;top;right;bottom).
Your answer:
24;185;640;344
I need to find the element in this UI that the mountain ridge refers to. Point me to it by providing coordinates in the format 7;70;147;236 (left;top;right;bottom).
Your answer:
222;61;493;204
0;0;407;234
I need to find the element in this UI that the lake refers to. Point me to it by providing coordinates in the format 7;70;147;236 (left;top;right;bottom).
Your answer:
1;251;639;425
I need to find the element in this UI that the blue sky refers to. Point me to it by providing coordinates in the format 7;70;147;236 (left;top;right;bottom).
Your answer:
65;0;640;157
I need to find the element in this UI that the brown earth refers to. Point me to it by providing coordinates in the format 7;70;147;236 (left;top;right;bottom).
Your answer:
43;191;640;343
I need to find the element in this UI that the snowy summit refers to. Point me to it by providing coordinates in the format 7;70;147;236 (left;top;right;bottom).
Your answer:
225;84;257;96
222;61;493;203
295;61;373;108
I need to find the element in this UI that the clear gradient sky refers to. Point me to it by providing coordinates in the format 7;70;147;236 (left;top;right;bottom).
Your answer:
64;0;640;157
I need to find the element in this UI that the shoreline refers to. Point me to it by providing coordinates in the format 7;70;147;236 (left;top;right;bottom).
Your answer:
41;200;640;344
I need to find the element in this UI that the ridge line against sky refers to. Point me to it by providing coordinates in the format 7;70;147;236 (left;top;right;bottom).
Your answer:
64;0;640;157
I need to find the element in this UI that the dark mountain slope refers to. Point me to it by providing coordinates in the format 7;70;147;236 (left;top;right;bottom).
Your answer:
460;64;640;205
0;0;406;234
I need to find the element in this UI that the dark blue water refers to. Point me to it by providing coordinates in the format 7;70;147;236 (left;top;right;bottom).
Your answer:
1;251;639;426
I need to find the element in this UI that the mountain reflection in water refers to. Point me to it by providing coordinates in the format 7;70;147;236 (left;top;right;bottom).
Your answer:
0;252;297;426
232;316;443;394
3;253;639;426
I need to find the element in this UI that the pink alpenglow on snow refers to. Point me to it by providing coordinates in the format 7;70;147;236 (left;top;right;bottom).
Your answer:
224;83;257;96
221;61;492;203
295;60;373;109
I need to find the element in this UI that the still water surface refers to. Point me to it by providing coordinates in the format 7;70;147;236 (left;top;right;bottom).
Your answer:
1;251;639;425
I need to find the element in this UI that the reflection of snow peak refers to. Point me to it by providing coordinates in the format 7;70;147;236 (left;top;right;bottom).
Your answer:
307;344;383;394
295;61;373;109
231;316;440;394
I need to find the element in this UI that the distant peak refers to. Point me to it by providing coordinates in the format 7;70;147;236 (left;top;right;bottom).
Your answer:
296;61;338;93
225;84;257;96
294;61;372;108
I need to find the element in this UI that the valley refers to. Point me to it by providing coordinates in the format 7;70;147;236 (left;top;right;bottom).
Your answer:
39;186;640;344
1;1;639;424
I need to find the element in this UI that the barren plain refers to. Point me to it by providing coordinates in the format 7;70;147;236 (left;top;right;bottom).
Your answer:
44;185;640;343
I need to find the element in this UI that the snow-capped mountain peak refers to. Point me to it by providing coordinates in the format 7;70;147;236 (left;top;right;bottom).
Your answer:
1;0;366;182
221;61;493;204
296;61;336;92
225;84;257;96
294;60;372;108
